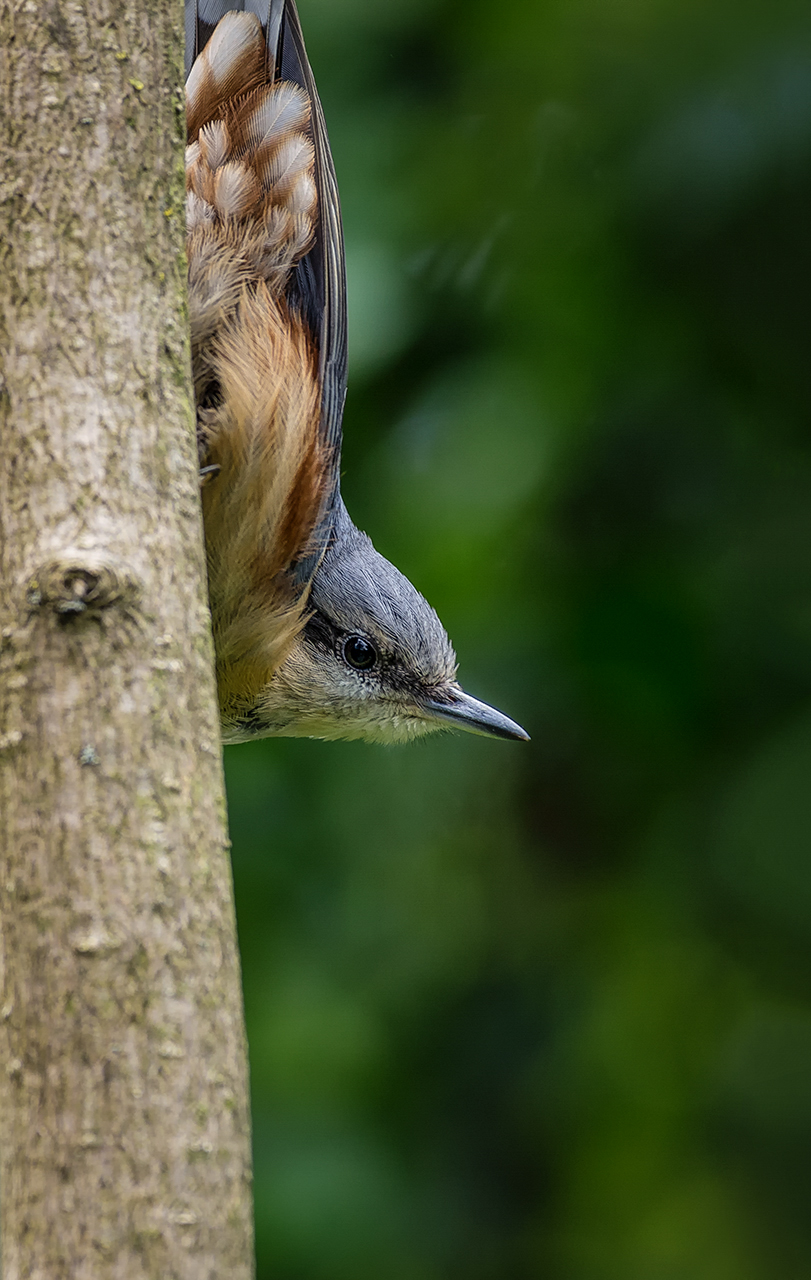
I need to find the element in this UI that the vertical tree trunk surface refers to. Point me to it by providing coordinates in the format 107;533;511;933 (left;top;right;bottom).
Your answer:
0;1;254;1276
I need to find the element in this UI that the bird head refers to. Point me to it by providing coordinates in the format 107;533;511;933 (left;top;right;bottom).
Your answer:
223;504;528;745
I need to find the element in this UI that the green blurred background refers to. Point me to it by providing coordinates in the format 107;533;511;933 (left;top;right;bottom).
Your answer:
224;0;811;1275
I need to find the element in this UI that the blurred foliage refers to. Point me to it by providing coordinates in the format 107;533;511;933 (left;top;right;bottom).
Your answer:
222;0;811;1274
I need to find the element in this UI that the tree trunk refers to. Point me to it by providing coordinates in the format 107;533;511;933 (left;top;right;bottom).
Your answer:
0;2;254;1277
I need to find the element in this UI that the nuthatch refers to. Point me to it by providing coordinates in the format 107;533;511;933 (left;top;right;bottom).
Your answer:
185;1;528;744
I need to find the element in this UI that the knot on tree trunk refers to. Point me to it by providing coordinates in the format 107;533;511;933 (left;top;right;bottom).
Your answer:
26;553;140;617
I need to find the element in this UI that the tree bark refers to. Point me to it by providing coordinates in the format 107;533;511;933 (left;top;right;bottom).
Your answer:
0;2;254;1277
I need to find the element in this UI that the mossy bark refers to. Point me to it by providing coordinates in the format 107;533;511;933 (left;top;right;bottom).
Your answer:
0;1;254;1276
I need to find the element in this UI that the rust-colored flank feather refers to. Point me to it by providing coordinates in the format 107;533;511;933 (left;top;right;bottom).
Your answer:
185;3;528;747
186;11;329;726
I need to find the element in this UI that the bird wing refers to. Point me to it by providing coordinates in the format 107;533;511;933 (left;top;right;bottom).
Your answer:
186;0;348;552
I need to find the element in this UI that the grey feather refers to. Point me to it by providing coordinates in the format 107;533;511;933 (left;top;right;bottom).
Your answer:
310;503;457;688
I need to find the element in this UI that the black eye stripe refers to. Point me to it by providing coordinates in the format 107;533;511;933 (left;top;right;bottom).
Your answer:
304;611;337;652
342;635;378;671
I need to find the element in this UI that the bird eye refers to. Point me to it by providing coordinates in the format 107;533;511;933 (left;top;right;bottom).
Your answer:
342;635;377;671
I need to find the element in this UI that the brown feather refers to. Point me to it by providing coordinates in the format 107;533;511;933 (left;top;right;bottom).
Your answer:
186;12;267;141
200;288;327;720
186;10;329;727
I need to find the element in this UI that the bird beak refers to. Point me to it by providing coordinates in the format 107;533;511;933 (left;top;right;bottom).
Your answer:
421;686;530;742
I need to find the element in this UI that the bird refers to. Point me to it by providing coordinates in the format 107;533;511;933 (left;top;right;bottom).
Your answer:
185;0;529;745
